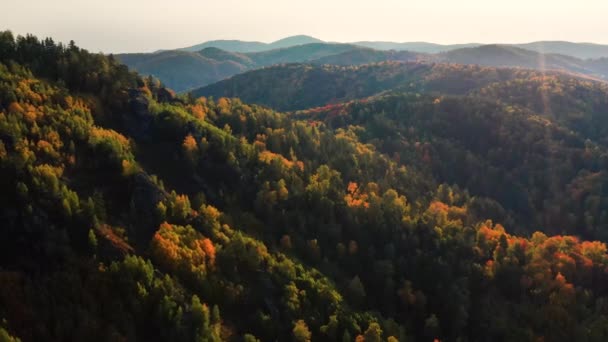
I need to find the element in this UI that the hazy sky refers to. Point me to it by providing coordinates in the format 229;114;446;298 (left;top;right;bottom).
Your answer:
4;0;608;53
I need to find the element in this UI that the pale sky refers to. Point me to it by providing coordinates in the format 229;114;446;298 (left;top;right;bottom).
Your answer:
4;0;608;53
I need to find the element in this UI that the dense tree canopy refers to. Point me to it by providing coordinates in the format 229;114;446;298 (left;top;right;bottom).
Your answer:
3;31;608;341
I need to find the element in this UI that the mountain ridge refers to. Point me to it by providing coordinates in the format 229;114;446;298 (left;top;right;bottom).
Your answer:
119;41;608;92
180;34;323;53
191;61;608;112
117;43;409;91
176;35;608;59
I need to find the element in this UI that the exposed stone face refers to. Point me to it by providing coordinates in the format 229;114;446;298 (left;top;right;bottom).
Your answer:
130;172;167;238
156;87;176;103
125;88;153;141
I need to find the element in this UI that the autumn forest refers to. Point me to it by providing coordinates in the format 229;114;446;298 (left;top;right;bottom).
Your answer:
3;28;608;342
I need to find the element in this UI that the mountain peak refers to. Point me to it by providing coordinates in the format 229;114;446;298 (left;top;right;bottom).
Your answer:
270;35;324;47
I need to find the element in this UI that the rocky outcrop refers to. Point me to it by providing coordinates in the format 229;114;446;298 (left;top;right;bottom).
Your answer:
129;172;167;239
124;88;153;141
156;87;176;103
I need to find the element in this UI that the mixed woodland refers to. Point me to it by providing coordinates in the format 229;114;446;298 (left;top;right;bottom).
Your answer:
3;31;608;341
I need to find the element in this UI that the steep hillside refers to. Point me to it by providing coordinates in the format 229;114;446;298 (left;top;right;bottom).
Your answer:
5;31;608;342
196;59;608;240
0;31;409;342
296;91;608;240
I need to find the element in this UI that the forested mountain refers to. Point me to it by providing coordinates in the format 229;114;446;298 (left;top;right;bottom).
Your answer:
195;61;608;241
5;30;608;342
246;43;366;66
295;91;608;238
116;43;373;91
191;62;578;111
312;50;419;66
268;35;326;50
180;40;269;53
426;45;608;81
115;50;250;92
436;45;591;74
180;35;324;53
191;62;433;111
120;42;608;94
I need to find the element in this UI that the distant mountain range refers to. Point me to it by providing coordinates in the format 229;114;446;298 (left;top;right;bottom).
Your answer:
116;43;421;91
356;41;608;60
436;45;593;75
179;35;324;53
178;35;608;59
514;41;608;60
352;41;482;54
117;39;608;93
